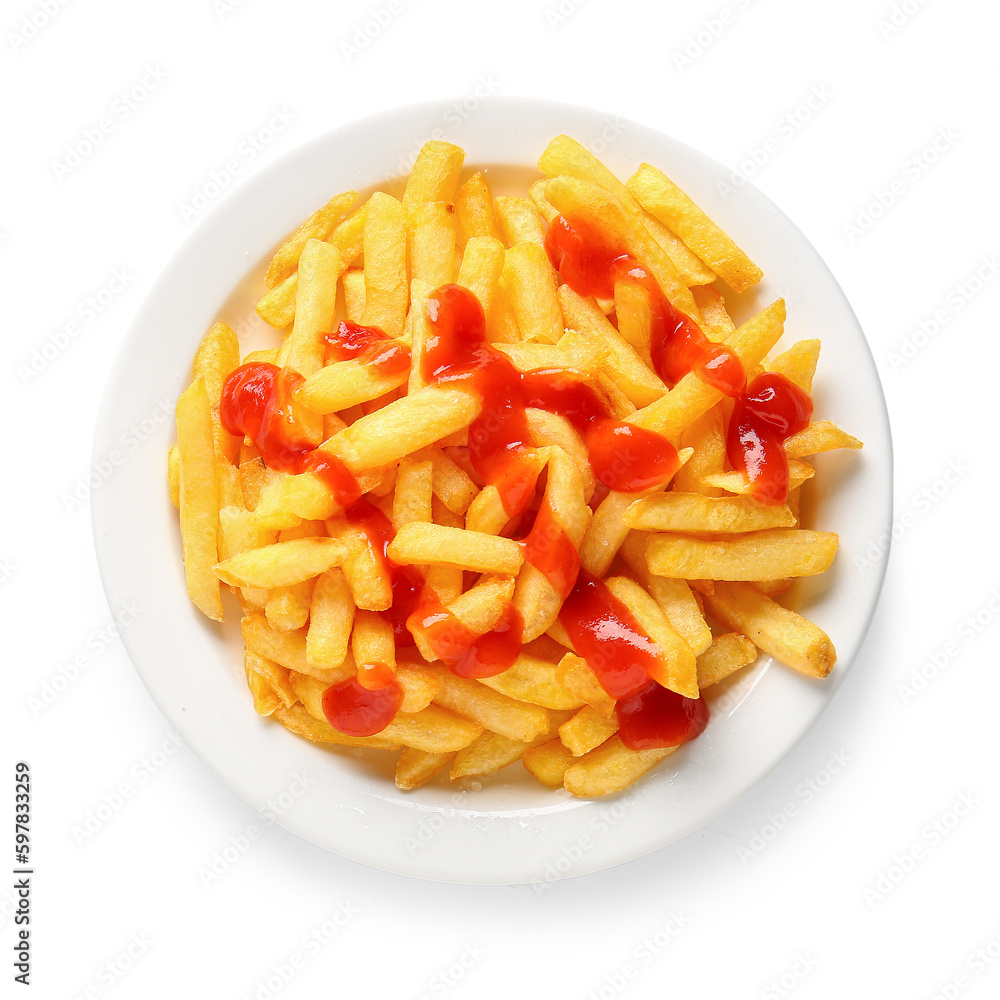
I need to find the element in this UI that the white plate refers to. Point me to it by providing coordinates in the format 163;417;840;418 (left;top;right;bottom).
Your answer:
92;98;892;885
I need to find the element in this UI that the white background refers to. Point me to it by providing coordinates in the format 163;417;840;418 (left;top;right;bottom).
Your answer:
6;0;999;997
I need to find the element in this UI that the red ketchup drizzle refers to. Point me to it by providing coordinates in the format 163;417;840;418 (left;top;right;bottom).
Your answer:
325;320;411;376
560;570;709;750
322;674;403;738
220;361;362;507
545;214;745;396
726;372;813;505
407;598;523;679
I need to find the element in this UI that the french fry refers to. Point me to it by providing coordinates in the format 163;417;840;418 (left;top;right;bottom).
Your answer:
246;669;283;716
295;351;410;414
167;446;180;508
256;206;366;329
407;201;458;286
421;447;478;515
351;609;397;682
564;736;677;797
555;653;616;716
696;633;759;689
523;738;577;787
627;162;763;292
503;241;564;344
646;529;838;581
395;748;455;790
325;386;479;471
478;653;583;710
265;579;314;632
604;576;699;699
361;192;409;338
193;322;241;463
244;614;350;684
265;189;357;288
544;173;702;323
306;567;354;668
456;235;505;318
388;522;524;575
529;177;559;223
342;268;366;324
559;706;619;756
246;649;298;708
176;378;223;620
784;421;863;459
455;171;502;246
672;407;726;496
701;459;815;497
402;140;464;207
430;667;549;742
495;195;546;247
215;537;347;588
703;581;836;678
274;703;402;749
691;285;736;341
623;493;797;533
768;339;821;393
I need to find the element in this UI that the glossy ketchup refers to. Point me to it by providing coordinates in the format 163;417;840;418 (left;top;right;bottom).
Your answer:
545;214;745;396
322;673;403;738
726;372;813;505
220;361;362;506
560;570;709;751
325;320;411;377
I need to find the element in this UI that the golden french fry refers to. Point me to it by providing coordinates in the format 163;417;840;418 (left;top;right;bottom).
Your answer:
503;241;563;344
455;171;502;246
265;190;357;288
274;703;401;749
701;460;815;496
627;162;763;292
784;421;863;459
193;321;241;463
215;537;347;588
703;581;836;678
176;378;223;620
559;706;619;756
361;192;408;338
696;633;759;689
544;173;702;323
247;668;283;716
342;268;366;324
407;201;457;286
456;235;505;318
478;653;583;710
768;339;821;393
624;493;797;533
672;406;726;496
691;285;735;340
295;351;410;414
395;749;455;790
523;738;577;787
402;140;465;207
282;238;341;377
167;445;180;509
307;568;354;668
243;614;349;685
495;195;546;247
388;522;523;575
256;206;366;329
450;732;530;780
391;456;434;528
646;529;838;581
529;177;558;223
430;667;549;742
564;736;677;797
246;650;298;707
556;653;616;716
325;386;479;471
351;609;397;676
265;579;314;632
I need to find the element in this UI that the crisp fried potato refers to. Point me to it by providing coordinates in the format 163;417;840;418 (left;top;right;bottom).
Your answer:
296;352;410;414
265;189;357;288
624;493;797;533
478;653;583;710
704;582;836;678
556;653;616;716
307;567;354;668
243;614;349;684
767;339;820;393
696;632;759;689
430;667;549;742
402;140;465;207
627;162;762;292
361;192;409;338
784;421;863;459
215;537;347;588
176;378;223;620
503;241;563;344
495;195;546;247
193;322;241;463
408;201;457;286
388;522;524;575
395;748;455;790
646;529;838;581
275;703;401;749
559;706;619;756
455;171;502;246
456;235;505;317
564;736;677;797
523;738;577;787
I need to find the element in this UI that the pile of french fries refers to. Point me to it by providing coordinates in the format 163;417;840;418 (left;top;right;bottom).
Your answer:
168;134;862;798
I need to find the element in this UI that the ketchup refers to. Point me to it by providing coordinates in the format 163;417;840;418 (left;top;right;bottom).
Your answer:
325;320;411;377
545;214;745;396
220;361;362;507
726;372;813;504
560;570;709;750
407;598;523;678
322;673;403;737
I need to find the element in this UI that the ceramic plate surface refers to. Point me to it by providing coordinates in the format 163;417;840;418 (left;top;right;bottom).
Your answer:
92;98;892;885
